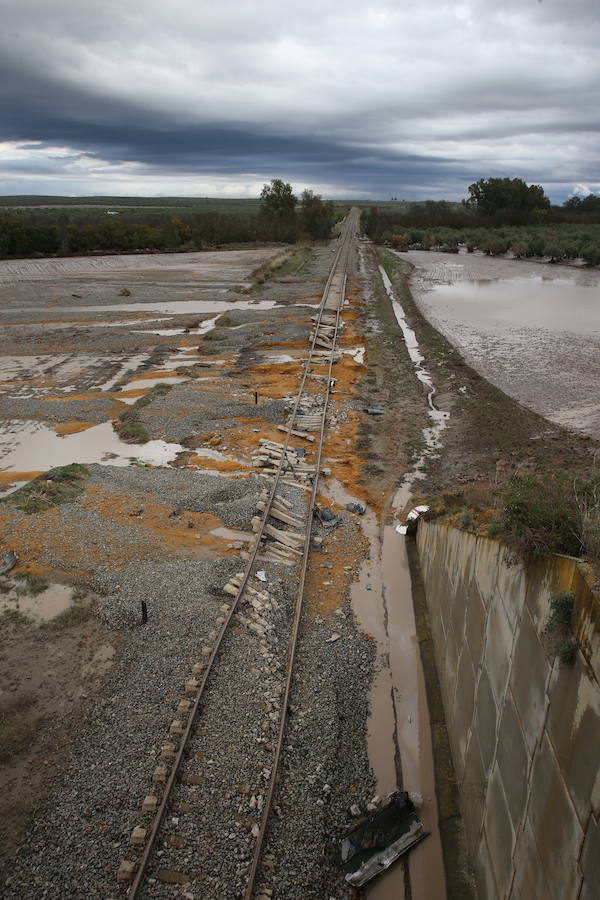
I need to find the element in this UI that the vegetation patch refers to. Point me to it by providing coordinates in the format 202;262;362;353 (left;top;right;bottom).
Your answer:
15;572;48;596
364;180;600;265
543;591;577;665
115;383;174;444
491;473;600;560
1;463;89;514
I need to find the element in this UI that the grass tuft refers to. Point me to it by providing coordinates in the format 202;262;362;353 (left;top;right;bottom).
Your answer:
1;463;89;514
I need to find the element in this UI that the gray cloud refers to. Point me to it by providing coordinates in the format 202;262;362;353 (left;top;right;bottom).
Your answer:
0;0;598;199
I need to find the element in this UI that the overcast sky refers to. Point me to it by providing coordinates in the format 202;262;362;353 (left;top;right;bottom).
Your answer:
0;0;598;200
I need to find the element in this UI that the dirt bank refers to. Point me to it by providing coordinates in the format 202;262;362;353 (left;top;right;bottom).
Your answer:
377;248;600;539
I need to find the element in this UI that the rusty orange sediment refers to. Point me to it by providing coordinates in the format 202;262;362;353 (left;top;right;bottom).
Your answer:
0;486;235;575
173;451;251;475
79;486;234;556
53;421;96;436
0;470;44;484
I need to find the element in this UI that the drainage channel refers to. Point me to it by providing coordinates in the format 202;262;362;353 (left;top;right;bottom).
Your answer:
319;256;451;899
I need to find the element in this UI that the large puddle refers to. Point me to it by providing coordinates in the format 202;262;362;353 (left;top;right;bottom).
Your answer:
0;419;182;488
404;250;600;438
0;581;74;623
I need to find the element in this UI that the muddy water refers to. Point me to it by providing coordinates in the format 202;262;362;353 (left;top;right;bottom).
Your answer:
0;582;74;623
323;480;446;900
404;250;600;438
316;252;449;897
0;420;182;484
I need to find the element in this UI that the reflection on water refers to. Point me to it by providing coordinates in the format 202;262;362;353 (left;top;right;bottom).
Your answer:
420;273;599;334
0;419;182;484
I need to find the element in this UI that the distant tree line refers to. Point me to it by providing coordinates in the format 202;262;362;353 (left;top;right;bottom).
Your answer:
362;177;600;266
0;180;336;259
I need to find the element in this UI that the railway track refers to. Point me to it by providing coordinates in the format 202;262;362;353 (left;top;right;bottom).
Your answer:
119;209;359;899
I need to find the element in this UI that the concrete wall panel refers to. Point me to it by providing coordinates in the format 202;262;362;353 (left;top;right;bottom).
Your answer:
416;521;599;900
528;734;583;900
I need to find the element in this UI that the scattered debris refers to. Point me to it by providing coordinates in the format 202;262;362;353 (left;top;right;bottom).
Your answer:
314;507;339;528
0;550;18;575
396;505;430;535
364;404;385;415
345;502;365;515
330;791;429;887
256;571;268;583
325;633;341;643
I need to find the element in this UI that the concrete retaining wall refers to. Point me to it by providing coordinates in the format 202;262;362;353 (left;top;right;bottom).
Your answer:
416;521;599;900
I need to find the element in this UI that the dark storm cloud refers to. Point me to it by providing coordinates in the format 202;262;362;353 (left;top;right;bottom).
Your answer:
0;0;598;198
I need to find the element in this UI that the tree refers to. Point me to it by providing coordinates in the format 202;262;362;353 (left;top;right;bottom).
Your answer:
300;190;334;239
466;177;550;218
361;206;381;240
260;179;296;221
564;194;600;219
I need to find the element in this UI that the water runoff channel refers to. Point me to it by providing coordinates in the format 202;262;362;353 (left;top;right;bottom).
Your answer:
321;256;449;900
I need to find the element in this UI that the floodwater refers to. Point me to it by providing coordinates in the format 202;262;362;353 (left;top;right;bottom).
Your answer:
0;419;182;486
404;250;600;438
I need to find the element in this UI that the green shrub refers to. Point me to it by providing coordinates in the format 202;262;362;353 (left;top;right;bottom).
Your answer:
497;474;581;557
544;591;577;665
118;421;149;444
2;463;89;513
581;243;600;266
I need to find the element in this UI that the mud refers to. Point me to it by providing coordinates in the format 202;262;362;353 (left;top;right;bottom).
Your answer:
0;236;473;898
0;580;74;623
405;250;600;439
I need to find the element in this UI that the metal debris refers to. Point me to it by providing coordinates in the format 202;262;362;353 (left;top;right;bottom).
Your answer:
0;550;18;575
314;506;339;528
396;505;430;535
345;502;365;515
330;791;429;887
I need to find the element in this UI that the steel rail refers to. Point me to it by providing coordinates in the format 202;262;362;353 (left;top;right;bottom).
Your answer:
126;211;357;898
243;212;357;898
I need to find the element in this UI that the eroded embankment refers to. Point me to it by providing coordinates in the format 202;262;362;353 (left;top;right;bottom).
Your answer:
377;249;600;540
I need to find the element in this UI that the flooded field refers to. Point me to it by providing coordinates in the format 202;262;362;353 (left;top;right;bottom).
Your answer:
0;244;294;490
405;251;600;438
0;247;278;281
